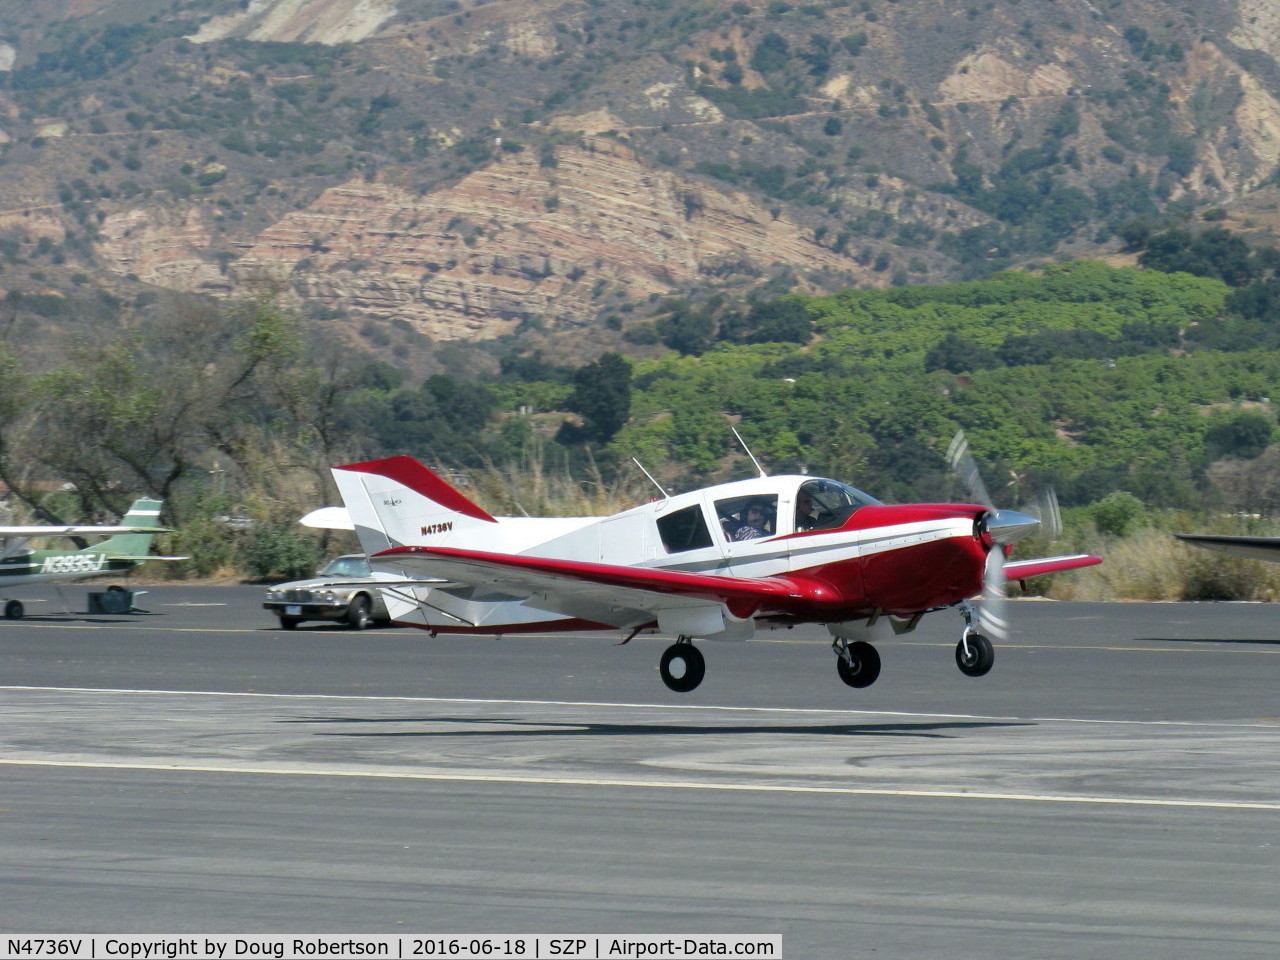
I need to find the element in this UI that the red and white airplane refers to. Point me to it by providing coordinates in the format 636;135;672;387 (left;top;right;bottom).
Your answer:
324;438;1101;692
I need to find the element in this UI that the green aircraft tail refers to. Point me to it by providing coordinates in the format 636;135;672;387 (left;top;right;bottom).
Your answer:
93;498;165;558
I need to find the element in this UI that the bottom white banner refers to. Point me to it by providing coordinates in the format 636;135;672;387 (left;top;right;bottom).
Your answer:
1;937;782;960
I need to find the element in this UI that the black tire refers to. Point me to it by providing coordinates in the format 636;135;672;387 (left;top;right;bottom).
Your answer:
956;633;995;677
836;640;881;688
659;643;706;693
5;599;23;620
278;615;301;630
346;595;372;630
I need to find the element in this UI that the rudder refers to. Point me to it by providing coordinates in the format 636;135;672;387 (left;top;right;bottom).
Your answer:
93;498;165;557
332;456;497;556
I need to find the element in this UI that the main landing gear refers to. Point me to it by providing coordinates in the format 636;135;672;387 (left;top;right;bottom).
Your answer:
659;636;705;692
956;601;995;677
832;638;881;688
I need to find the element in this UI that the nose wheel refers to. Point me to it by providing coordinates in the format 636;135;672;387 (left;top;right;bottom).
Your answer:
955;600;996;677
659;637;705;692
956;631;995;677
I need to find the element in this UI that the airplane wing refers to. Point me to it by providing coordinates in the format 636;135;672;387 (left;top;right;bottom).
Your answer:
1174;534;1280;563
1004;554;1103;580
373;545;819;625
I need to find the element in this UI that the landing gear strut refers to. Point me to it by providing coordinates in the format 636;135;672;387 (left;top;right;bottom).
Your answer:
833;638;881;688
659;636;705;692
956;601;995;677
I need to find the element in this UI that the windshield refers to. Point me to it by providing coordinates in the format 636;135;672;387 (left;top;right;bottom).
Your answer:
795;479;881;532
320;555;372;578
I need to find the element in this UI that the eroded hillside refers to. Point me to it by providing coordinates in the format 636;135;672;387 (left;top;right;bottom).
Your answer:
0;0;1278;366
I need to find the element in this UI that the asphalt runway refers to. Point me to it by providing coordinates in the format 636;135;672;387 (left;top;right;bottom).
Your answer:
3;584;1280;957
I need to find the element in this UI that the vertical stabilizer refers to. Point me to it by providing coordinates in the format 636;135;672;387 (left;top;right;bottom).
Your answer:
332;456;497;556
94;498;164;557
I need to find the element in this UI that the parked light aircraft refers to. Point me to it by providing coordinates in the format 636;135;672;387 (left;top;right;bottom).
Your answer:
1175;533;1280;563
324;438;1101;692
0;497;178;618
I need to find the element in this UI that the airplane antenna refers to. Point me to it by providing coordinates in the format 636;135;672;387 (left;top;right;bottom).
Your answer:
631;458;669;500
733;427;768;478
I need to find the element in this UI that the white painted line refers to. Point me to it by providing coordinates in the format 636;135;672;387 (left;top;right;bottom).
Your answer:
1;756;1277;811
2;685;1277;728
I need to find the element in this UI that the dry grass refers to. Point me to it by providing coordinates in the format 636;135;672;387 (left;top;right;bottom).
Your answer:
468;449;651;518
1047;527;1280;602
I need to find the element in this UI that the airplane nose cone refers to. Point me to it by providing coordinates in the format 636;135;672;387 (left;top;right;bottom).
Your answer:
984;508;1040;545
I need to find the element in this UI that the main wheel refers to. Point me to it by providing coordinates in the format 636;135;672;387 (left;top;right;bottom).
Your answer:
659;642;706;692
4;599;23;620
346;595;372;630
836;640;881;688
956;633;995;677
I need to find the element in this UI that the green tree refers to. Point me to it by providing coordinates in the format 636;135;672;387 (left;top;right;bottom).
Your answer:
1205;410;1275;460
924;333;998;374
558;353;632;445
657;301;717;355
750;33;790;73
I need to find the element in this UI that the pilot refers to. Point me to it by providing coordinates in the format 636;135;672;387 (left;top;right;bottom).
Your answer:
796;489;820;531
734;501;769;540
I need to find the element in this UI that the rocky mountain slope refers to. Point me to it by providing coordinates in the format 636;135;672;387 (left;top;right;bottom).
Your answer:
1;0;1279;369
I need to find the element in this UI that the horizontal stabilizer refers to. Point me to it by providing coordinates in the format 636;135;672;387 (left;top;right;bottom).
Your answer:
1174;534;1280;563
0;524;171;537
299;506;354;531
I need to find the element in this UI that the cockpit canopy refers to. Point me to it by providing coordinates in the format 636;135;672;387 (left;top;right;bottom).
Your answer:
795;478;882;532
655;476;883;554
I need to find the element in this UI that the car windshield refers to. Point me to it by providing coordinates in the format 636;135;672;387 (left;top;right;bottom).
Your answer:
320;556;372;578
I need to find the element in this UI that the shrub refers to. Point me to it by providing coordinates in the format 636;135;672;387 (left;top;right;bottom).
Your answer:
1090;491;1147;538
242;526;320;581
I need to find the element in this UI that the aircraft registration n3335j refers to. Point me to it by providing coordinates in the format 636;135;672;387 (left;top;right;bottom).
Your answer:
0;497;180;619
324;454;1101;692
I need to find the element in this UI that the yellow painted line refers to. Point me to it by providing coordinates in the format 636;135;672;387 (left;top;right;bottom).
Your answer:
1;756;1277;812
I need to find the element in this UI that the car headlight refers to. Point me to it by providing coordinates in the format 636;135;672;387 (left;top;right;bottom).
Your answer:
265;590;281;601
316;591;338;604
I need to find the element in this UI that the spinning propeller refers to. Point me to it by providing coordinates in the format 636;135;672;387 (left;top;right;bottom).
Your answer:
945;431;1041;643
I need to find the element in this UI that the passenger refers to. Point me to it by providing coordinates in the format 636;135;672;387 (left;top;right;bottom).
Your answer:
734;501;769;541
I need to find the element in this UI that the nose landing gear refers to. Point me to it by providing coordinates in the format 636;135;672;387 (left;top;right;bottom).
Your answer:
956;601;995;677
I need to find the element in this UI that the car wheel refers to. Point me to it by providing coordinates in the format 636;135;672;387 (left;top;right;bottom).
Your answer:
346;595;372;630
278;615;301;630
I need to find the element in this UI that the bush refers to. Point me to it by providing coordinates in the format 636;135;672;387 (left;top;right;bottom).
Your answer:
168;518;241;580
1090;491;1147;538
242;526;320;581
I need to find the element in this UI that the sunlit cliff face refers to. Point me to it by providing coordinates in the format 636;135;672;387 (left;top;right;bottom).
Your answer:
188;0;400;46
